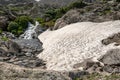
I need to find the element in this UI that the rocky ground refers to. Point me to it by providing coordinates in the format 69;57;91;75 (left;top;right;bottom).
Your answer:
0;32;46;68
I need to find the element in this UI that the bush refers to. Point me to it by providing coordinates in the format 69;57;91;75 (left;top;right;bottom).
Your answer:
68;0;87;9
15;16;34;29
7;16;34;36
44;20;55;28
7;21;19;35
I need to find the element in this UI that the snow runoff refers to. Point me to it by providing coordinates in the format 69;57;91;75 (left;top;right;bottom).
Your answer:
38;21;120;71
20;21;39;39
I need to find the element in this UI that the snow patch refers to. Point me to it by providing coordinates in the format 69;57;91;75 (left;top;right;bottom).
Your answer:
38;21;120;71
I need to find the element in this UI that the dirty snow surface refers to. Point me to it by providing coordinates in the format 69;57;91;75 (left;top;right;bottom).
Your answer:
38;21;120;71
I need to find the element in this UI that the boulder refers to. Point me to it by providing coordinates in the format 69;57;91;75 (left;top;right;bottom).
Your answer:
14;39;43;55
0;16;8;31
99;49;120;65
97;48;120;73
5;40;21;54
0;48;7;57
53;9;81;30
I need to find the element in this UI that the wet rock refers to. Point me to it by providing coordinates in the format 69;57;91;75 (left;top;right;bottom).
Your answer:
102;33;120;46
14;39;43;55
19;21;43;39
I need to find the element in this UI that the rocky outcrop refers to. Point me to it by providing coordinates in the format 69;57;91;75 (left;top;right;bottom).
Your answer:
98;49;120;73
53;1;120;30
0;38;45;68
14;39;43;55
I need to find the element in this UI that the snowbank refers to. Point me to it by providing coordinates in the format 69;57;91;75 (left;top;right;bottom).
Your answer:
38;21;120;71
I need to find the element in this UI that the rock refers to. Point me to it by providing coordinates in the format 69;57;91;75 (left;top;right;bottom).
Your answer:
66;71;89;80
73;59;99;70
102;65;120;73
11;56;46;68
0;48;7;56
5;40;21;54
98;48;120;73
1;32;16;39
0;16;8;31
99;49;120;65
53;9;81;30
14;39;43;55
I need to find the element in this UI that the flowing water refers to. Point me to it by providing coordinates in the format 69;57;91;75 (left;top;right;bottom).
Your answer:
20;21;40;39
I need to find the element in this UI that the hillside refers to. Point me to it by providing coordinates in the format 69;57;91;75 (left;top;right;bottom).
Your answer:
0;0;34;4
1;0;120;80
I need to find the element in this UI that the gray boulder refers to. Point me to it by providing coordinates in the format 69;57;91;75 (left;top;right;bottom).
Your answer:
98;48;120;73
5;40;21;54
14;39;43;55
99;49;120;65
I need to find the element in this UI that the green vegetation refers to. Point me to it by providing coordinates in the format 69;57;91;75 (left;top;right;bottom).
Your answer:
0;10;5;15
7;16;34;36
74;73;120;80
36;0;87;28
9;7;23;11
1;36;9;41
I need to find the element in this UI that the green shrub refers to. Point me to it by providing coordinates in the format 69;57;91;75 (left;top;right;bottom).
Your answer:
7;21;19;34
7;16;34;36
35;18;45;24
15;16;34;29
44;20;55;28
68;0;87;9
